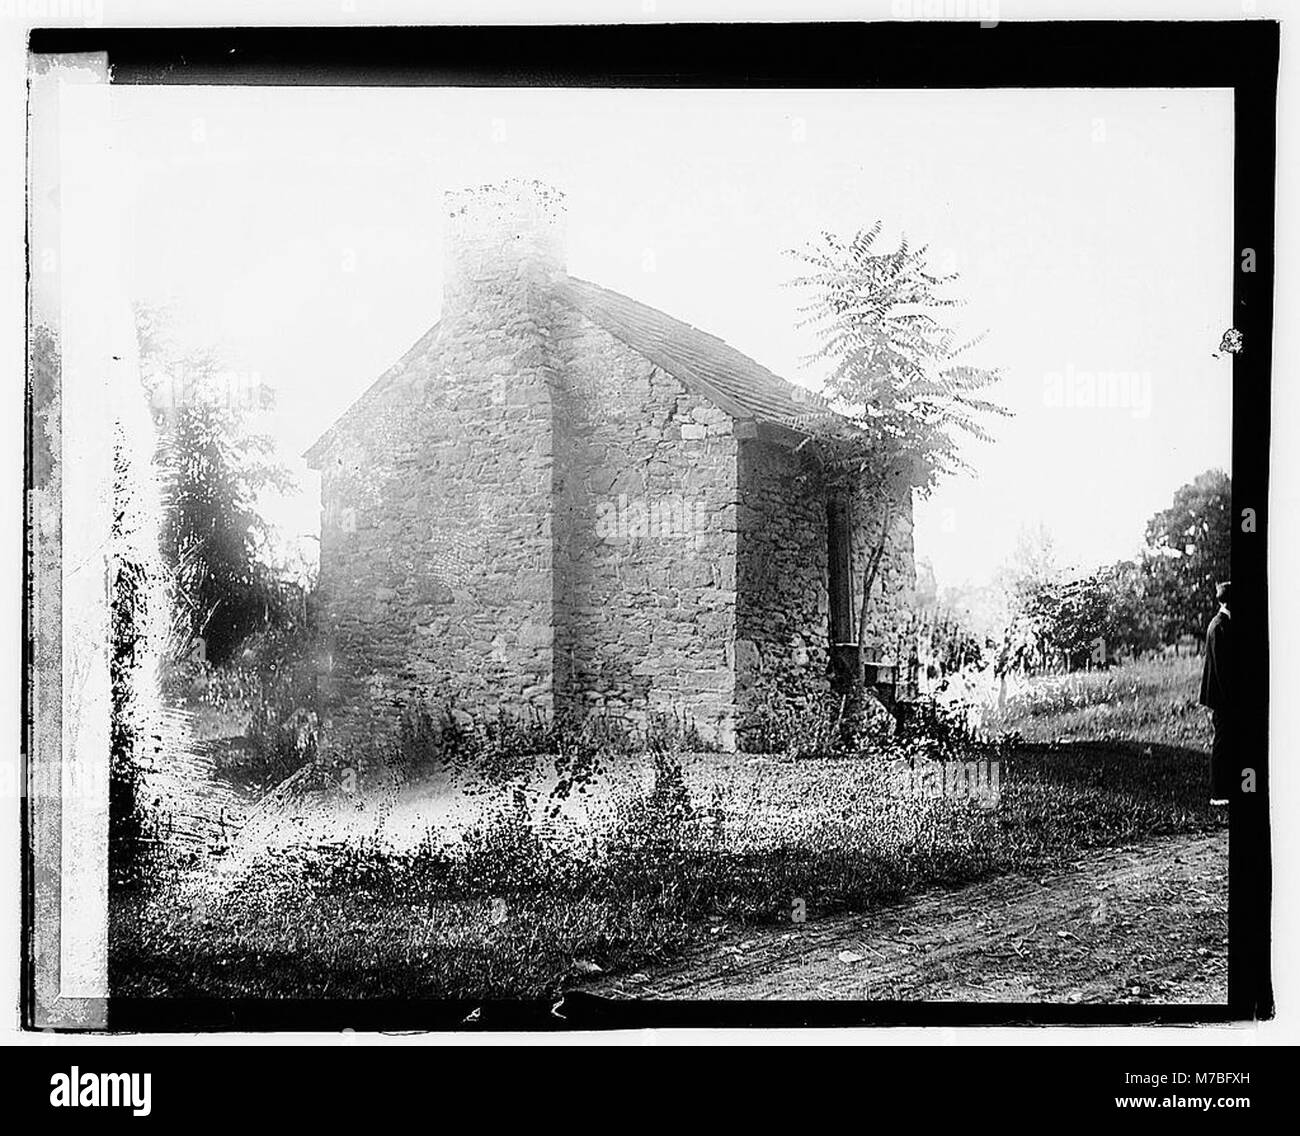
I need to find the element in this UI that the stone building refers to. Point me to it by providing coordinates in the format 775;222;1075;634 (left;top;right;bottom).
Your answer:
305;180;915;751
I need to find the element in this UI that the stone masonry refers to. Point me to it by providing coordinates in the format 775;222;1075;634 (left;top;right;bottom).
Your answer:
306;180;914;752
735;440;915;738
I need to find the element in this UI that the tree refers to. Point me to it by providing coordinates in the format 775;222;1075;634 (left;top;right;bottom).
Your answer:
137;306;293;666
1141;469;1231;644
156;404;295;664
1102;558;1163;657
908;604;985;678
936;581;1009;647
994;524;1067;670
788;224;1009;668
1024;574;1112;670
110;424;157;885
997;522;1064;610
1004;560;1164;673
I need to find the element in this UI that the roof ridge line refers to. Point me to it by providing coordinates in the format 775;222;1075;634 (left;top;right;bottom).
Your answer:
555;275;820;426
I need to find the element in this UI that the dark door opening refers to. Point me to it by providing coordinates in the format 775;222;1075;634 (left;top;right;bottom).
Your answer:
827;497;855;646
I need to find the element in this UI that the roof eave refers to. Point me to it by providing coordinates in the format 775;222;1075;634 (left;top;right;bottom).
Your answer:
302;320;444;468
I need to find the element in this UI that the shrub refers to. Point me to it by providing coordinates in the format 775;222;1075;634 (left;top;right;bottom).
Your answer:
739;690;874;758
165;615;326;796
113;651;1224;1001
890;696;1011;763
112;715;1224;1002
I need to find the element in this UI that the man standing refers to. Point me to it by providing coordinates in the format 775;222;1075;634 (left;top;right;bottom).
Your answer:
1199;581;1233;806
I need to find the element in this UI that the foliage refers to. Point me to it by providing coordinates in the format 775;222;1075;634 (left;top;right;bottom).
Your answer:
1019;574;1112;671
788;225;1009;488
738;690;876;758
154;402;296;666
909;604;985;678
984;655;1212;751
996;472;1230;670
137;304;296;667
111;718;1222;1001
1101;558;1165;658
1006;564;1164;673
788;225;1009;645
379;701;718;790
109;425;158;889
237;689;320;796
738;682;1007;766
890;696;1010;764
1140;469;1231;644
996;522;1064;611
238;607;325;775
111;651;1223;1001
161;604;324;796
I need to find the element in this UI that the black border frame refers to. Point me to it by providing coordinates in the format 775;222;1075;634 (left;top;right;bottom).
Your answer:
23;19;1276;1032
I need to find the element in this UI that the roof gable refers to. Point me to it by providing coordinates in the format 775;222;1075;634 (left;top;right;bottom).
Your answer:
556;277;821;425
305;279;824;464
304;321;441;466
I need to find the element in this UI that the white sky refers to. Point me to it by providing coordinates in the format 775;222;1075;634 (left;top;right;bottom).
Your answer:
109;84;1233;589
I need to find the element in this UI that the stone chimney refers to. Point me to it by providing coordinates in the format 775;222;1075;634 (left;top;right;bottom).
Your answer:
442;179;566;315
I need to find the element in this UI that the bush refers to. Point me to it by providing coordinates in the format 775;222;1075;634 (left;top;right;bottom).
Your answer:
111;714;1224;1002
163;616;325;796
890;696;1011;763
739;690;875;758
112;651;1225;1000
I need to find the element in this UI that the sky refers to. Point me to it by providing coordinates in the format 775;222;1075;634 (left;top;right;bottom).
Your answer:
108;84;1234;590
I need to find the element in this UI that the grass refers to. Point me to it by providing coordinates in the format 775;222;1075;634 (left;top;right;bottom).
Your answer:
110;655;1224;1001
982;655;1212;749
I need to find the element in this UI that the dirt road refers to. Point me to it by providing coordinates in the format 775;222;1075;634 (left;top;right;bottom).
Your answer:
586;830;1227;1003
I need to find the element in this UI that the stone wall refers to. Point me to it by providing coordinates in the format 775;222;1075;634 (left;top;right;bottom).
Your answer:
552;311;739;748
312;183;564;752
314;313;915;756
734;437;916;745
735;439;831;738
309;180;916;756
314;299;744;750
854;483;917;664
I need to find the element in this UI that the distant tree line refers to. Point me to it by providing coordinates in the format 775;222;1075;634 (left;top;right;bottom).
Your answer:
1003;469;1231;672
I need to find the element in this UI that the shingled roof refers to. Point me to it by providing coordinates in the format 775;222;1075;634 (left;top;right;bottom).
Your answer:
555;276;822;425
305;277;822;465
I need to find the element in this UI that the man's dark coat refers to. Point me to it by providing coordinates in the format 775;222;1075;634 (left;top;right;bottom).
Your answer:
1199;609;1232;712
1200;608;1233;798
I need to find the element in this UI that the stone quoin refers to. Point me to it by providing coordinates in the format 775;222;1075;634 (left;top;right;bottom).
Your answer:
305;179;915;752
